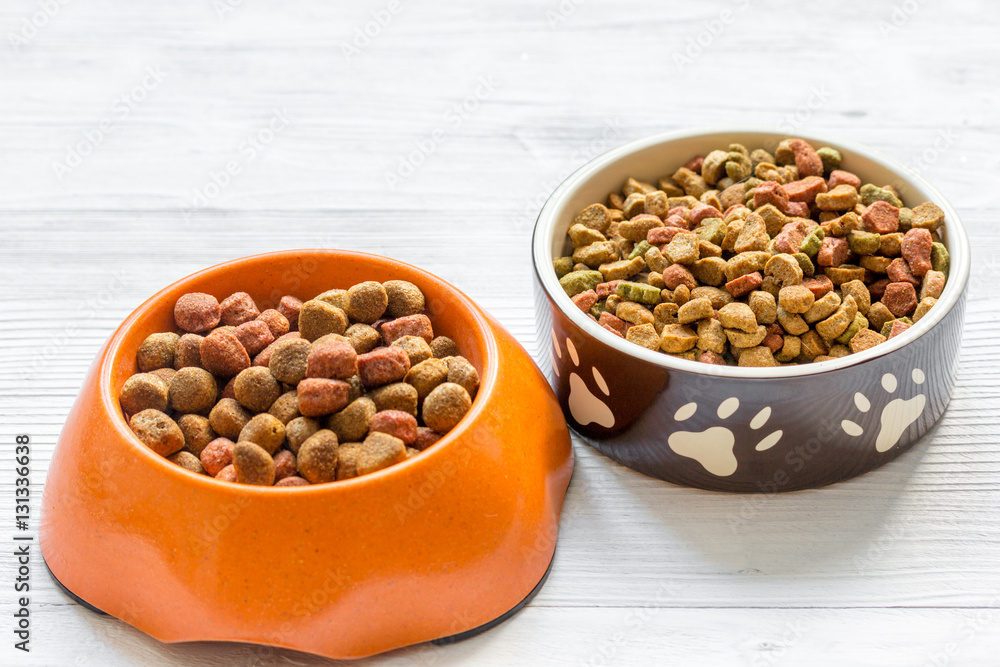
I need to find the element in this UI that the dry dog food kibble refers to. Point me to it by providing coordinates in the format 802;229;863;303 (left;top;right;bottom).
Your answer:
122;279;478;485
553;137;950;365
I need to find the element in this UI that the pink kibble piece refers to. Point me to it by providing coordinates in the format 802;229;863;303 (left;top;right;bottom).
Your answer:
234;319;275;356
369;410;418;445
306;340;358;380
380;314;434;344
357;346;411;388
297;378;351;417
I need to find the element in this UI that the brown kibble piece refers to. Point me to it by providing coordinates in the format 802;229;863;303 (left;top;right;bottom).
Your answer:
268;390;300;424
268;337;312;385
910;202;945;231
120;373;169;416
238;413;286;455
346;281;388;324
297;430;340;484
285;416;321;454
444;356;480;399
357;432;407;476
345;323;382;354
920;270;946;300
430;336;460;358
383;280;425;318
422;382;472;433
405;358;449;402
174;333;204;369
168;367;218;414
316;289;349;310
737;346;778;367
174;293;221;333
209;398;252;440
129;409;184;457
849;328;887;353
391;335;433;367
659;323;699;353
137;333;179;372
150;367;176;385
233;441;275;486
298;300;349;342
176;414;215;457
168;450;205;475
626;323;660;350
327;397;376;443
369;382;418;415
718;302;757;333
778;286;815;314
233;366;282;413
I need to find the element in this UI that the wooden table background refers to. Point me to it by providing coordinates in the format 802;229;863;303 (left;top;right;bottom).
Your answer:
1;0;999;664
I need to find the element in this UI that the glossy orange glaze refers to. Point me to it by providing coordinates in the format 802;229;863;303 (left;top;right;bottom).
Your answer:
40;250;573;659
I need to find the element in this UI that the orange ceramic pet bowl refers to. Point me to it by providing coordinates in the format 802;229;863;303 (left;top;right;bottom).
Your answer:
41;250;573;660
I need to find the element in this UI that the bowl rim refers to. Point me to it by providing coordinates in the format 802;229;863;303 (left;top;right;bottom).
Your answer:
101;249;499;494
532;126;971;379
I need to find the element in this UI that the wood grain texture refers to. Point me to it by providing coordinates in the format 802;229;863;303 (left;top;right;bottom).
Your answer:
1;0;999;664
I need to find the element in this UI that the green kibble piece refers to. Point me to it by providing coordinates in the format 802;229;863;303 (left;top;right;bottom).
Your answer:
836;312;869;345
899;316;913;325
792;252;815;277
898;207;913;232
629;240;653;261
799;227;826;257
695;218;726;246
560;270;603;297
553;257;574;278
860;184;903;208
931;242;950;276
616;281;661;306
745;177;762;190
589;302;606;318
817;147;841;173
848;230;881;255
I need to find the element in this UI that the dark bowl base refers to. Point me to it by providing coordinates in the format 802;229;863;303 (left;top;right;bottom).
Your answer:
45;554;553;650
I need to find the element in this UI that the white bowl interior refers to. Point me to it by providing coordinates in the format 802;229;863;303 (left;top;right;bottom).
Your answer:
533;128;970;378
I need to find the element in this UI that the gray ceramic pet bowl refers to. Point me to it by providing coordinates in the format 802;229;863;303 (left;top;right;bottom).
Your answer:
532;128;969;492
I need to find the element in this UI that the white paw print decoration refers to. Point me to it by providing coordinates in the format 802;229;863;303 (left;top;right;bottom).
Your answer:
668;398;783;476
552;331;615;429
842;369;927;452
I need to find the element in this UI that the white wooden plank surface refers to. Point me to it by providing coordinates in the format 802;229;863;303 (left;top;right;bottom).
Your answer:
1;0;1000;664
